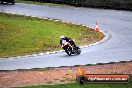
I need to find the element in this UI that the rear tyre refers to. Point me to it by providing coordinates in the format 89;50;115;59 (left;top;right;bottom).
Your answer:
77;49;81;55
76;47;81;55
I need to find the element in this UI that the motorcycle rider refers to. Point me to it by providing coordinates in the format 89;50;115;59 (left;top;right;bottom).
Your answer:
60;35;76;50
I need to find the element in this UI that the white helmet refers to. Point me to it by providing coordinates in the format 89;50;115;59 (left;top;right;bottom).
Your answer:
60;35;65;39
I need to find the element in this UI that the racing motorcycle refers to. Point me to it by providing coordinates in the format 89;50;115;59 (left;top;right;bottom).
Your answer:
0;0;15;4
62;40;81;56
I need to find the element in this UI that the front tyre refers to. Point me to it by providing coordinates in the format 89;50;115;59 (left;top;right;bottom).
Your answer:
1;1;3;4
11;1;15;4
65;47;72;56
65;49;72;56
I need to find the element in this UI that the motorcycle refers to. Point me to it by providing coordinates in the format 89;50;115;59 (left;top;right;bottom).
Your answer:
62;40;81;56
0;0;15;4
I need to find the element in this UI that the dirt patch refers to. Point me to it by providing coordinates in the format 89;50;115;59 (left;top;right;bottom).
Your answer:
0;62;132;87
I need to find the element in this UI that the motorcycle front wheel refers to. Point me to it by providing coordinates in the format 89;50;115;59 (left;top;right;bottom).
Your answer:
65;47;72;56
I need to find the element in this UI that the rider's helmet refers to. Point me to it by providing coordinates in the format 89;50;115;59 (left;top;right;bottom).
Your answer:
60;35;65;39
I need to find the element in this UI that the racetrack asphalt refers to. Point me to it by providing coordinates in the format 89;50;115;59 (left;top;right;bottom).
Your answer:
0;3;132;70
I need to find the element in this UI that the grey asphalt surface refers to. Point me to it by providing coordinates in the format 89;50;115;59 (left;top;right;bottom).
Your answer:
0;3;132;70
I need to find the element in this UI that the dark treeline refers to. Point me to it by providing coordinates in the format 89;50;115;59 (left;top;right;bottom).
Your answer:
27;0;132;10
30;0;80;5
80;0;132;10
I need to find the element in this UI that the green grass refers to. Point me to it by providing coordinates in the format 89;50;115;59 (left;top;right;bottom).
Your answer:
18;81;132;88
16;0;68;7
0;12;104;58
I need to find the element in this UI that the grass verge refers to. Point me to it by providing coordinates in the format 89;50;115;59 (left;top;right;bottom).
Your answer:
15;0;68;7
18;81;132;88
0;12;104;58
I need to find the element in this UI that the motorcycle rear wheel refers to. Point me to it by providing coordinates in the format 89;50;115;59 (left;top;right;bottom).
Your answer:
75;47;81;55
